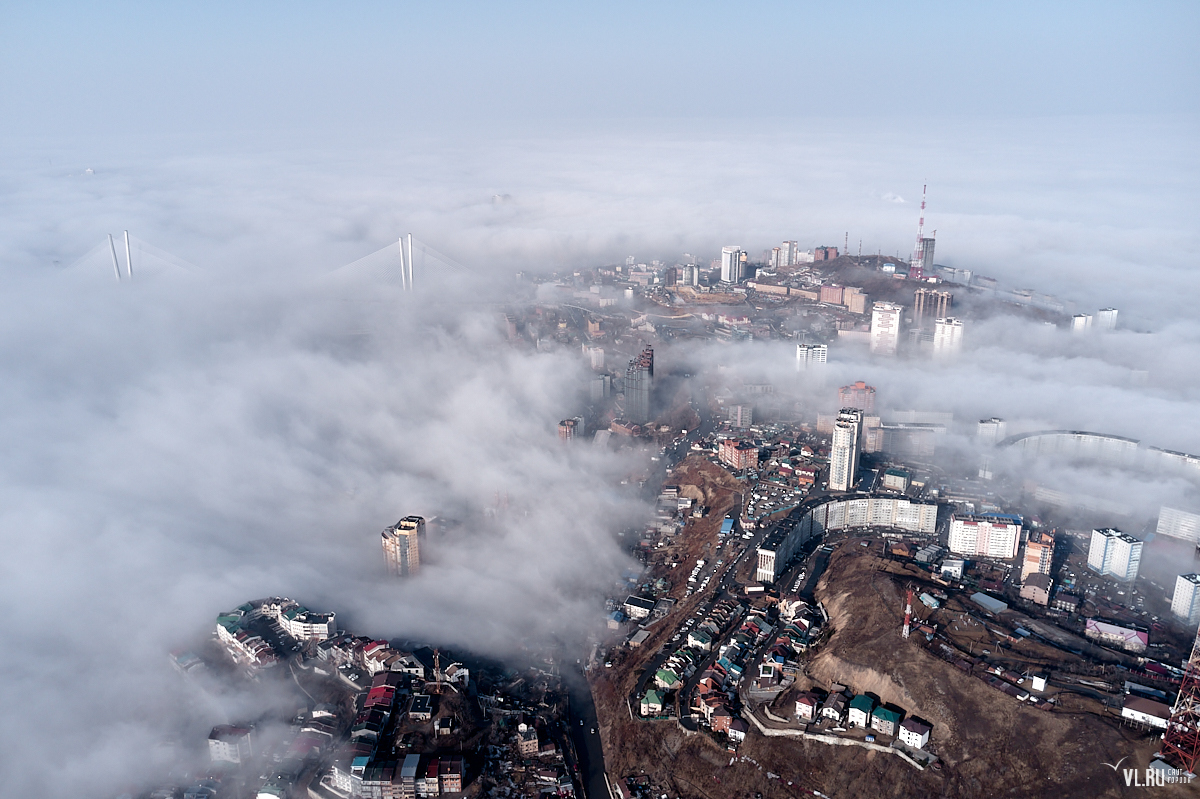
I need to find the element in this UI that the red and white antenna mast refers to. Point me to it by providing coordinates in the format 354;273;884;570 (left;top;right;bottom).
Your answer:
1163;621;1200;774
910;183;927;280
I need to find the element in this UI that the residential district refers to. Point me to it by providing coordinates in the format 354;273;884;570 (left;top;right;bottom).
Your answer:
137;226;1200;798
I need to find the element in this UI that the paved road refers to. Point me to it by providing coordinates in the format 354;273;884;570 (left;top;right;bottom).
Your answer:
566;665;609;799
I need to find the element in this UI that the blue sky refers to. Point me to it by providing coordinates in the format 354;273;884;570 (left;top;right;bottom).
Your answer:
2;2;1196;138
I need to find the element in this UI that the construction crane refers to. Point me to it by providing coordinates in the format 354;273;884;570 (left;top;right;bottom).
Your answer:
1162;621;1200;774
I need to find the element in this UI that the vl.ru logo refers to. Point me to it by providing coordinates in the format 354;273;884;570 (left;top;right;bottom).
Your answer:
1105;757;1196;787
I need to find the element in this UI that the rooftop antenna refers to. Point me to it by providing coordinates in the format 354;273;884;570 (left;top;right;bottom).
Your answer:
123;230;133;279
108;234;122;282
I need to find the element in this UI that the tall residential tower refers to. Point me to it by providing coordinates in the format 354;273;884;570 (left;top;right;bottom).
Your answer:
382;516;425;576
829;409;863;492
624;346;654;424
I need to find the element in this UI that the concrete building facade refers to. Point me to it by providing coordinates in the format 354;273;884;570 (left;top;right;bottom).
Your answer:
838;381;876;412
869;302;903;356
932;317;964;357
796;343;828;373
948;513;1022;559
720;246;744;283
624;346;654;424
913;288;951;326
1171;573;1200;625
1087;527;1142;582
1022;532;1055;582
829;409;863;491
383;516;424;577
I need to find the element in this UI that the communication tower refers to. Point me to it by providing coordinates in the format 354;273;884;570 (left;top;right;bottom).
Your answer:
1163;622;1200;774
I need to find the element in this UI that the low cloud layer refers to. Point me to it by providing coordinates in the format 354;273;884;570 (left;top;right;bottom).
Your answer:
1;117;1197;796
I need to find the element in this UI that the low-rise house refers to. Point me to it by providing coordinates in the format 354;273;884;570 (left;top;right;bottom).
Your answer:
1052;593;1080;613
408;693;433;722
939;558;965;579
820;693;848;723
728;717;749;744
870;706;902;736
847;694;876;728
440;756;464;793
1121;696;1171;729
517;723;540;757
898;718;931;749
641;690;664;716
418;759;440;798
279;605;336;641
1020;573;1052;606
711;705;734;733
655;669;682;691
623;596;656;621
795;692;821;722
208;725;253;764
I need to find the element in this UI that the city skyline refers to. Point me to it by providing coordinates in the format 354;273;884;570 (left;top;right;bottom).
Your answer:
2;2;1198;797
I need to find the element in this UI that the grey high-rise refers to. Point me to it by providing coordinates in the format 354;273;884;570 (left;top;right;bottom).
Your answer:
624;346;654;424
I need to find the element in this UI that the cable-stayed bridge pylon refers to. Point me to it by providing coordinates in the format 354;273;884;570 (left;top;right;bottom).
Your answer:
335;234;473;292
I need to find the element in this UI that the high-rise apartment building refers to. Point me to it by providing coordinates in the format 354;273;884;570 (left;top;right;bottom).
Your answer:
728;404;753;430
1071;314;1093;333
583;345;605;370
558;418;578;442
913;288;952;327
977;417;1007;445
382;516;425;577
1097;308;1119;331
1171;574;1200;624
718;439;759;471
720;246;744;283
838;380;876;412
911;235;935;278
1158;507;1200;544
781;241;797;266
932;317;964;357
947;513;1022;559
870;302;903;356
1087;527;1142;582
1022;532;1055;582
829;408;863;492
796;344;828;373
624;346;654;423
